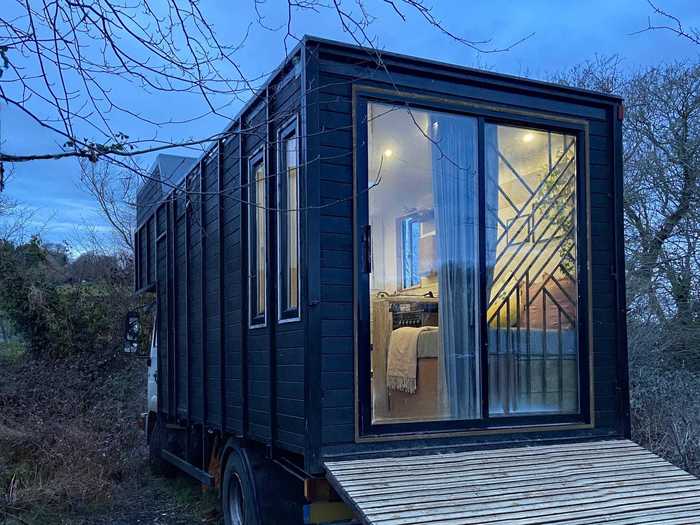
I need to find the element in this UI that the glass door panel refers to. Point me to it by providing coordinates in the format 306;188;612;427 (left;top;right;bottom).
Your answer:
367;102;480;424
484;124;579;416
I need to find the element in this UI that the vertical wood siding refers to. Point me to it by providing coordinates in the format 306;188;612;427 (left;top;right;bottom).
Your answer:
142;59;305;448
221;133;243;432
270;73;306;453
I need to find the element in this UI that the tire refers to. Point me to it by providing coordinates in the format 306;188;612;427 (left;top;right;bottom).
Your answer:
148;419;177;477
222;448;260;525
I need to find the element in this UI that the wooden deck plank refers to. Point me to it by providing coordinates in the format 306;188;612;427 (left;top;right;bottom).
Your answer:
332;446;653;479
385;493;700;525
328;440;639;471
324;440;700;525
349;463;686;499
333;457;669;491
558;502;700;524
370;485;700;523
357;472;694;510
333;452;663;485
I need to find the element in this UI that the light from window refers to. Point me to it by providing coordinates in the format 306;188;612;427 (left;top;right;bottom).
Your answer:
279;121;300;321
367;101;480;424
249;154;266;326
485;124;579;416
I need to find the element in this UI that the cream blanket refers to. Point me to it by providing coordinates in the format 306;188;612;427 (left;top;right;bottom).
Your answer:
387;326;439;394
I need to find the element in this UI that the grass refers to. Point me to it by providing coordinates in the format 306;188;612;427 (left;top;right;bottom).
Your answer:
0;345;222;524
168;476;221;517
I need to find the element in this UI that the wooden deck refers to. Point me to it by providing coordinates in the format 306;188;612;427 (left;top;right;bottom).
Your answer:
324;440;700;524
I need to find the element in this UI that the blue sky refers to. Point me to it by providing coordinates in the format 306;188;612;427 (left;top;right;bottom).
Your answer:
2;0;699;250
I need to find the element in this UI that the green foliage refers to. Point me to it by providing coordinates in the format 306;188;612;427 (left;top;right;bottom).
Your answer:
0;236;138;358
0;339;26;365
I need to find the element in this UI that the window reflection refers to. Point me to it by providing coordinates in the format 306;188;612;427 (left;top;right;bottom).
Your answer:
279;122;300;321
366;104;581;425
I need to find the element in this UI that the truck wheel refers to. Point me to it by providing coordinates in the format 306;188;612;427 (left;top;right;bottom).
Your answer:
222;449;260;525
148;420;177;477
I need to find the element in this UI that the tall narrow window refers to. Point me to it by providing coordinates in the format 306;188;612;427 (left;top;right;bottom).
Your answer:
485;124;579;416
249;151;267;327
278;118;300;321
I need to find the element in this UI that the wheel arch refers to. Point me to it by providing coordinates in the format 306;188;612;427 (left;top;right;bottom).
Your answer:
220;437;262;519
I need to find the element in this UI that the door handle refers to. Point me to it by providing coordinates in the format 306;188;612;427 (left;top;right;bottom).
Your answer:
362;224;372;273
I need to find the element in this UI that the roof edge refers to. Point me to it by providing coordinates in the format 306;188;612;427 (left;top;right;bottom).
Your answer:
302;35;623;104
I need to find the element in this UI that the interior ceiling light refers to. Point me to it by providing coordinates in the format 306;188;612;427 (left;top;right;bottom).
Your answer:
522;132;535;143
383;148;393;158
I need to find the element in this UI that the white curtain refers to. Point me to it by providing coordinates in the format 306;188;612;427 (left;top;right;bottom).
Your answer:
430;114;480;420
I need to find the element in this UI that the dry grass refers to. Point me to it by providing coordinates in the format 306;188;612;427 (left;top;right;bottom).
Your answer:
630;365;700;476
0;345;219;525
0;345;144;522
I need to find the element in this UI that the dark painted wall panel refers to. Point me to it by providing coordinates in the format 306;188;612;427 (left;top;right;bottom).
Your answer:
222;133;244;434
269;73;306;451
156;234;169;415
137;52;305;456
187;179;204;423
313;56;625;459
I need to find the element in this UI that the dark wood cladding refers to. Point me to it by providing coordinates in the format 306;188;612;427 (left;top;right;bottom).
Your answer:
135;37;627;476
136;53;305;453
306;39;626;470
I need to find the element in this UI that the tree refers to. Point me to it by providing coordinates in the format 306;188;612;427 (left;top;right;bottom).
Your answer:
624;63;700;357
0;236;139;358
79;159;137;254
0;1;527;170
558;59;700;366
0;183;37;243
0;1;535;255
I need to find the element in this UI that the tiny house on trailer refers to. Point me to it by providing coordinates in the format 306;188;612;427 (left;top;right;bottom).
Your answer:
134;36;700;524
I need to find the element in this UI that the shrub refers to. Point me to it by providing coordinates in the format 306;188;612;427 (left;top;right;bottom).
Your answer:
0;237;145;358
629;321;700;476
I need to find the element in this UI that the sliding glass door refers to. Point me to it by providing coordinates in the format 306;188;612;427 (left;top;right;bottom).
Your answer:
359;96;585;432
367;102;480;424
485;124;579;416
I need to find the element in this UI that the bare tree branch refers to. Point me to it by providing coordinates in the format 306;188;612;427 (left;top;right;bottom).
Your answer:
634;1;700;46
0;0;529;169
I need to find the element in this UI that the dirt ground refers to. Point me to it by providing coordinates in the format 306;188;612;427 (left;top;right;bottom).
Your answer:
0;346;222;525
